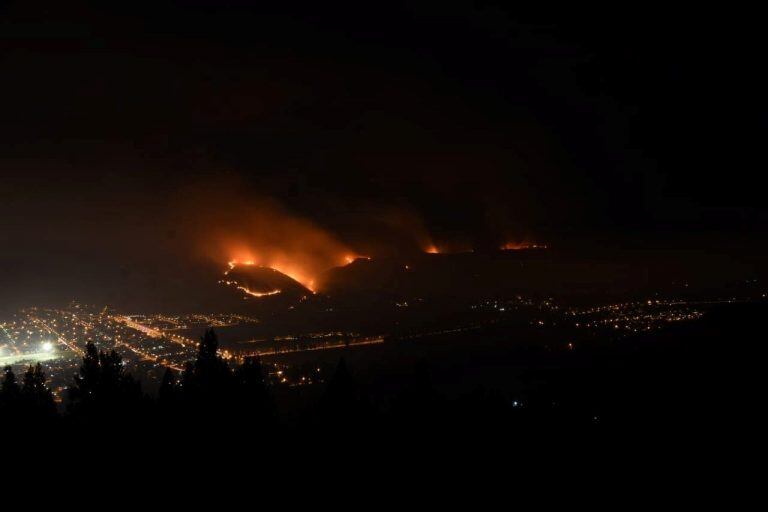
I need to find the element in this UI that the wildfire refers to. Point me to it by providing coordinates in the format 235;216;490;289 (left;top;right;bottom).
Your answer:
219;272;283;298
237;286;282;298
500;242;548;250
189;191;358;294
226;259;317;293
425;245;440;254
343;254;371;265
224;252;373;296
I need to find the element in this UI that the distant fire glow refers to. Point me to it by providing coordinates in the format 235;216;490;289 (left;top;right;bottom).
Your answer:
224;254;369;295
223;263;283;296
225;258;318;292
186;188;359;294
191;186;548;296
343;254;371;264
501;242;548;250
238;285;282;298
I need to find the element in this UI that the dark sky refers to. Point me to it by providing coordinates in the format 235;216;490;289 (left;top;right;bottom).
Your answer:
1;1;766;308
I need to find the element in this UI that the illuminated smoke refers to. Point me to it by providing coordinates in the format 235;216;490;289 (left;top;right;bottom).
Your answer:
373;207;442;254
173;179;547;294
343;254;371;264
180;184;355;291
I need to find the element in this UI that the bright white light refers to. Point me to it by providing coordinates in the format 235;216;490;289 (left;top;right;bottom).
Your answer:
42;341;54;352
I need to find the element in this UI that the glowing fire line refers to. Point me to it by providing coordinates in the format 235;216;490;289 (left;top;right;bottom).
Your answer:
500;242;548;250
237;286;282;298
225;254;369;294
220;267;284;298
225;259;316;292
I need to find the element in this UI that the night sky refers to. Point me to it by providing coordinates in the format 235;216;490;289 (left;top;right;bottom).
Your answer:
1;1;765;308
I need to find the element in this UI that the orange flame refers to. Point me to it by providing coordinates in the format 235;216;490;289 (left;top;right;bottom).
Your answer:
226;258;318;292
343;254;371;265
181;184;356;293
238;287;282;298
220;269;283;298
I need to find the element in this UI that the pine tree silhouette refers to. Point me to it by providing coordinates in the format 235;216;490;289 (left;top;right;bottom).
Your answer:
180;329;234;414
21;363;56;420
236;357;267;399
1;366;20;399
0;366;21;419
0;364;57;432
158;367;177;405
68;341;143;420
72;342;100;401
319;357;371;430
234;356;273;424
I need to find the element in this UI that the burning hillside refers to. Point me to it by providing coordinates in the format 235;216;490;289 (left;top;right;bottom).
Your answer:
221;262;313;299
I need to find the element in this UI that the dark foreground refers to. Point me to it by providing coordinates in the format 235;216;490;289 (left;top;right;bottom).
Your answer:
1;302;762;469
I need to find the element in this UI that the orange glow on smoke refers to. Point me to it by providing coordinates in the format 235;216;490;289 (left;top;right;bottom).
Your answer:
224;252;370;295
343;254;371;265
425;245;440;254
226;258;318;292
183;185;356;294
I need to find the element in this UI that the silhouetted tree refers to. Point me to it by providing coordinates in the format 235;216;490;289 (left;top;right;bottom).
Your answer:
180;329;234;411
1;366;20;397
199;327;219;360
158;367;178;405
99;349;125;396
21;363;56;420
235;357;267;400
0;364;57;431
155;366;181;428
319;358;371;430
234;356;273;424
181;361;194;390
0;366;21;418
72;342;100;401
68;342;144;420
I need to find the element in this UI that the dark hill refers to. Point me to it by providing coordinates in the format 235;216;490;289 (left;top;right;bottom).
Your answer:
224;265;310;296
317;247;760;304
317;250;639;302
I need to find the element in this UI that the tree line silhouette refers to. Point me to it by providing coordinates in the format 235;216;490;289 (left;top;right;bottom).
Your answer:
0;329;271;432
0;362;57;423
0;327;527;441
3;300;746;446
